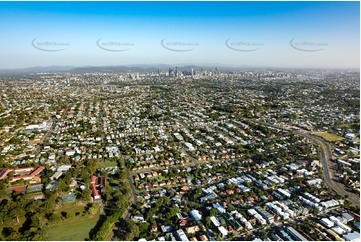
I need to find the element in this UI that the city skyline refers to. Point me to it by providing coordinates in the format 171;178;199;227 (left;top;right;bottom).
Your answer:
0;1;359;69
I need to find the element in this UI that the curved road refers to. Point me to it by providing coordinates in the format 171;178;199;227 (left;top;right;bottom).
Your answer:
294;129;360;207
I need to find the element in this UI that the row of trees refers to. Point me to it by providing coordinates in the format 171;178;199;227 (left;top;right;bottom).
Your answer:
91;160;132;241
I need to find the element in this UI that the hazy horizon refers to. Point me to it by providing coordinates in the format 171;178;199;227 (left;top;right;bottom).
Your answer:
1;63;360;72
0;1;359;69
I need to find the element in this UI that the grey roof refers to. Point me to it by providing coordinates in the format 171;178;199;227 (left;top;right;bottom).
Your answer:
342;232;360;241
286;226;308;241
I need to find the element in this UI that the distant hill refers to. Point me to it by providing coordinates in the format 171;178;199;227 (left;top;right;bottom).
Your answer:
1;64;352;75
0;64;216;74
69;65;216;73
0;66;76;74
69;66;162;73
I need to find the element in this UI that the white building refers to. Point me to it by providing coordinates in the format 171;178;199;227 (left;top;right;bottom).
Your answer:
210;216;220;227
189;209;202;222
320;218;334;228
175;229;189;241
183;142;195;151
51;171;63;180
213;202;226;214
218;226;228;238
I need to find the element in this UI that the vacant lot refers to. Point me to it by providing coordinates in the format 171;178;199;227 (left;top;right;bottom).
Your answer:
314;132;345;142
97;160;118;168
46;204;101;241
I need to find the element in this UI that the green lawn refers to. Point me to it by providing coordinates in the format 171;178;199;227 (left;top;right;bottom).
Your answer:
314;132;345;142
97;160;118;168
46;204;101;241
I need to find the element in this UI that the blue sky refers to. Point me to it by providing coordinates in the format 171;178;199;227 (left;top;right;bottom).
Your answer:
0;1;359;69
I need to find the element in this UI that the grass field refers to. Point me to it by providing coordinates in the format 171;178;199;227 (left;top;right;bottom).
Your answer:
314;132;345;142
46;204;101;241
97;160;118;168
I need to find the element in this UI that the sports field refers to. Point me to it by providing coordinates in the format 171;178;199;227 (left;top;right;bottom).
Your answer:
46;204;100;241
314;132;345;142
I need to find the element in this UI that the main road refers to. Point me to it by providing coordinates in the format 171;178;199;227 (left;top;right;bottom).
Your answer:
291;128;360;207
31;115;58;156
31;105;70;157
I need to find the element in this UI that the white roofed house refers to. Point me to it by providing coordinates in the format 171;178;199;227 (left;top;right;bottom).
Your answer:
183;142;195;151
161;225;173;233
189;209;202;222
332;226;345;235
345;133;356;140
218;226;228;238
65;150;76;156
175;229;189;241
51;171;63;180
320;218;334;228
58;165;72;172
213;202;226;214
69;179;77;188
173;133;184;141
132;214;145;223
48;153;56;163
210;216;220;227
343;232;360;241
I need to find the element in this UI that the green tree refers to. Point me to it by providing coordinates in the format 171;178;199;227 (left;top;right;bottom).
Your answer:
2;227;20;240
42;198;56;214
9;206;25;224
79;188;92;202
123;220;140;240
0;180;7;197
209;208;218;217
138;222;150;238
205;216;211;227
48;213;61;223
